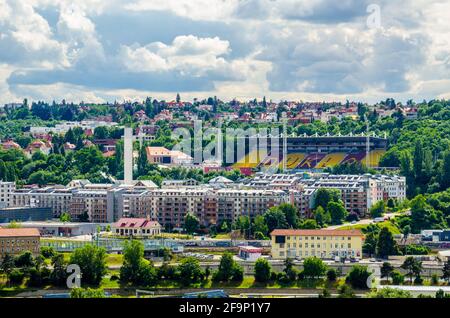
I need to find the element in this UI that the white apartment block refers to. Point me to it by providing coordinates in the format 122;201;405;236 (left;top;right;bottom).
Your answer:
29;120;120;136
0;181;15;208
1;172;406;226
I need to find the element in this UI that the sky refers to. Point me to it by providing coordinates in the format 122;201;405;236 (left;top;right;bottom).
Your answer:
0;0;449;104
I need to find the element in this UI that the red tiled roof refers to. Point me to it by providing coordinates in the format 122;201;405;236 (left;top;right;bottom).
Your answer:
114;218;160;229
270;229;364;237
0;228;40;237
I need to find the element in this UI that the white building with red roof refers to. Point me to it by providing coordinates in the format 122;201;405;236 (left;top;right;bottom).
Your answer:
112;217;162;237
24;140;53;157
1;140;21;150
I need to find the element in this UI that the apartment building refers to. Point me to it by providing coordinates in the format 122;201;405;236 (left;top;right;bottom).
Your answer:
9;187;75;218
0;228;41;259
70;190;109;223
270;229;364;260
216;189;286;224
0;181;15;208
10;187;74;218
151;188;213;229
1;172;406;227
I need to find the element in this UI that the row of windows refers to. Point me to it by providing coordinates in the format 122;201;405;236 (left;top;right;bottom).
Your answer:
279;250;357;258
286;236;352;241
0;239;39;245
283;243;353;249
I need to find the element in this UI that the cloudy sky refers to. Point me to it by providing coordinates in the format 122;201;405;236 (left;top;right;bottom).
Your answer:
0;0;449;104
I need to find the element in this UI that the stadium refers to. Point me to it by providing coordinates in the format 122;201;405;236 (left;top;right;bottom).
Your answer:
232;136;387;174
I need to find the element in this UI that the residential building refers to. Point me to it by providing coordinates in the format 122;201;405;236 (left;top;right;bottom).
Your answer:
270;229;364;260
24;140;53;157
70;189;109;223
0;228;40;259
10;187;74;218
0;181;15;208
146;147;193;166
112;217;162;237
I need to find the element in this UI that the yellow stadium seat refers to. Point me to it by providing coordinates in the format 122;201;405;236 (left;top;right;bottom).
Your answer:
316;153;347;169
364;150;386;167
233;149;268;168
279;153;306;169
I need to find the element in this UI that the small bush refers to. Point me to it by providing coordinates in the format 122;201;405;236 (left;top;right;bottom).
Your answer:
327;269;337;282
9;269;25;285
391;271;404;285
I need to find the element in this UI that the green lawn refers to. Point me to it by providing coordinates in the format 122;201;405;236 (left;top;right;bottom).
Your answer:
338;221;401;234
148;276;340;290
106;254;123;267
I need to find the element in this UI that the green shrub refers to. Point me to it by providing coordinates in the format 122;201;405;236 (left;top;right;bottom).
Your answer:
9;269;25;285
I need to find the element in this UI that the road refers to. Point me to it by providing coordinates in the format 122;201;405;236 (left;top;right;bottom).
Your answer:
326;210;410;230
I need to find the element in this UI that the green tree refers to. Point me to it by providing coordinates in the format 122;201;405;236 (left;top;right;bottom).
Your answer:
40;246;56;259
254;258;272;283
327;201;348;225
0;254;15;285
213;252;243;282
178;257;204;286
442;260;450;284
252;215;269;238
50;253;67;286
137;144;148;177
93;126;108;139
370;201;386;218
314;206;330;227
73;147;105;174
346;265;371;289
413;140;424;180
380;262;394;282
440;151;450;189
337;284;356;298
278;203;299;228
368;287;412;298
70;287;107;298
60;212;71;223
401;257;423;284
283;258;298;281
326;268;337;282
184;213;200;235
120;240;145;285
302;257;327;279
69;245;107;286
263;207;288;233
390;271;405;285
14;251;35;268
314;188;341;210
376;227;399;258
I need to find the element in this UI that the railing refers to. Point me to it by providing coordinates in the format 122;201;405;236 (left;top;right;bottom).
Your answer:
41;238;183;252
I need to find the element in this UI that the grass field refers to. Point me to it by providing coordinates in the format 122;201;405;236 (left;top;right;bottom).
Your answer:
338;220;401;234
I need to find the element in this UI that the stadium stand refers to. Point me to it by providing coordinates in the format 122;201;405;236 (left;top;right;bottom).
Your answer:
316;153;347;169
279;153;306;169
232;136;387;173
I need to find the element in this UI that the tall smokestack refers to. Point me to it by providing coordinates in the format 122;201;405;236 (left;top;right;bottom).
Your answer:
124;127;133;185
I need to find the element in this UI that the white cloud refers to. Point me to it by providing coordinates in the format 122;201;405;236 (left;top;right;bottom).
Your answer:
0;0;449;104
0;0;67;68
